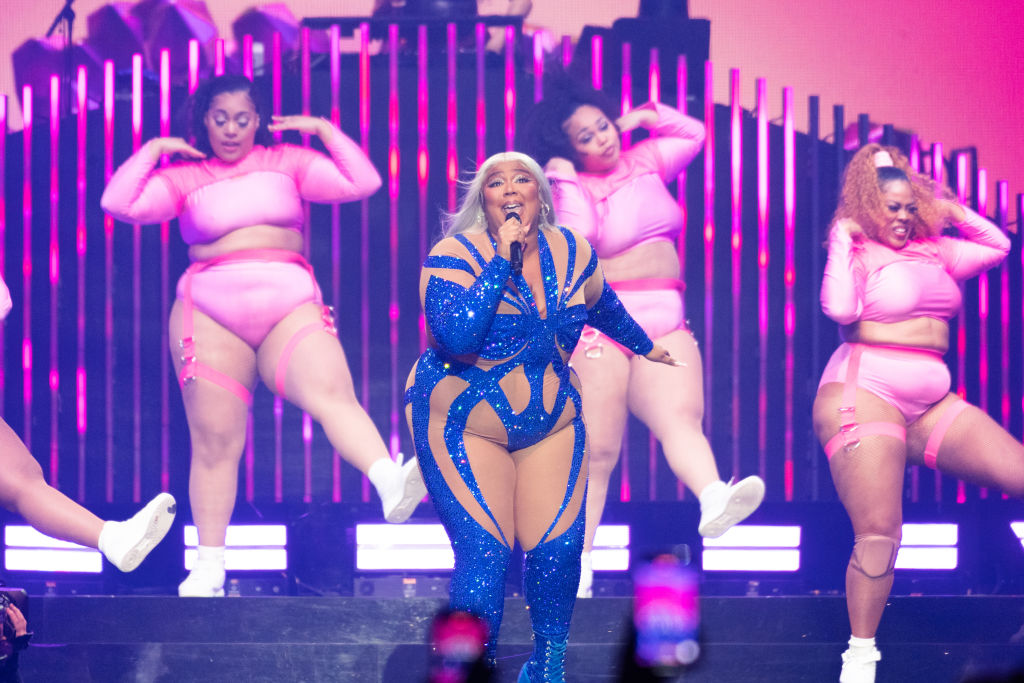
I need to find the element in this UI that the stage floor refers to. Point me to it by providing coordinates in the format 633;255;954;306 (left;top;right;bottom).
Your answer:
14;594;1024;682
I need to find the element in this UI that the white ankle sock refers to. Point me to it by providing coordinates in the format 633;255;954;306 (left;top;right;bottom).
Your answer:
698;480;728;509
848;635;876;650
97;521;118;559
367;458;398;491
195;545;226;566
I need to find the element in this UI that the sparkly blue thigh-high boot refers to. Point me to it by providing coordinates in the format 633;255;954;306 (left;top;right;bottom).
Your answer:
448;518;512;667
518;505;585;682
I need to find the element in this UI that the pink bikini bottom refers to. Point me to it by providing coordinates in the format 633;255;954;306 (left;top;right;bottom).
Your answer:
819;343;950;423
819;343;965;467
176;249;336;405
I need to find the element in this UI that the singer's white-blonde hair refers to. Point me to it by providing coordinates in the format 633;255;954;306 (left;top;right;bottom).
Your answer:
442;151;558;237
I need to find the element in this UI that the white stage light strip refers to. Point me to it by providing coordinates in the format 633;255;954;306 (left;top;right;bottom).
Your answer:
4;525;102;573
356;524;631;571
1011;522;1024;551
702;525;801;572
592;525;630;571
184;525;287;571
357;524;454;571
895;523;957;570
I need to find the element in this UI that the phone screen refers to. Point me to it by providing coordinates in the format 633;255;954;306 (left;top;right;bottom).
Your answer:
633;553;700;675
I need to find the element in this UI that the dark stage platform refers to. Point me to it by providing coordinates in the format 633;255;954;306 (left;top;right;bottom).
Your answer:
15;595;1024;682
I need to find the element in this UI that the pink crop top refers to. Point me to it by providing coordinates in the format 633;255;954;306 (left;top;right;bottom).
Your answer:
821;206;1010;325
546;101;705;258
100;123;382;246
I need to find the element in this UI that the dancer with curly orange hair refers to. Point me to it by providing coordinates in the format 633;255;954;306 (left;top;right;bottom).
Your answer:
814;143;1024;682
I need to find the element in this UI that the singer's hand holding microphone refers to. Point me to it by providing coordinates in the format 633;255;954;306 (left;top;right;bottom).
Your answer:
496;211;526;276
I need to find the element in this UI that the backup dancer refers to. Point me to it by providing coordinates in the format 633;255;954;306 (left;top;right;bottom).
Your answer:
814;144;1023;682
524;74;765;598
0;276;176;573
101;75;426;597
405;151;679;681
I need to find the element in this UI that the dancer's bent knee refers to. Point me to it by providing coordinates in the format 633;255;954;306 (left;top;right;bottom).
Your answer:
850;534;900;578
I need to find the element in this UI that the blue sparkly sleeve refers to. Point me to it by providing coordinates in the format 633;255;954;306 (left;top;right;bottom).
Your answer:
586;281;654;355
424;254;512;355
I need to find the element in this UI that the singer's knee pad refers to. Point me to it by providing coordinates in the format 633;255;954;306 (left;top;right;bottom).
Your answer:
850;534;900;579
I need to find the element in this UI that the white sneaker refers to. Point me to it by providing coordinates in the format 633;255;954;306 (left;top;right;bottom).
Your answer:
98;492;177;572
178;562;226;597
577;552;593;598
839;645;880;683
380;454;427;523
697;476;765;538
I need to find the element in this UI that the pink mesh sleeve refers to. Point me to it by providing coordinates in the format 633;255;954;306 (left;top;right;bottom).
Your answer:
634;101;705;182
820;226;866;325
547;165;599;241
937;205;1011;281
290;122;382;202
100;141;182;224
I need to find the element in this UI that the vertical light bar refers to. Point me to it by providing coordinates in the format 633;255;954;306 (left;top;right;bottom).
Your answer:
728;69;742;484
103;61;115;501
702;62;715;442
504;25;515;151
214;39;225;76
388;24;401;459
976;170;989;500
649;48;661;500
755;77;768;479
620;43;632;150
273;28;284;500
272;32;282;142
955;152;968;401
48;76;60;487
475;22;486;167
649;48;660;104
1020;192;1024;441
417;25;430;352
74;68;87;499
359;22;372;502
21;85;33;449
561;35;572;68
533;33;545;102
1021;193;1024;437
675;57;688;423
591;35;603;91
242;34;254;80
782;86;796;501
446;23;458;211
159;49;172;493
329;24;342;501
954;152;969;505
977;170;990;414
188;40;200;94
0;96;6;411
996;182;1010;431
301;25;313;503
908;133;921;502
931;142;944;503
132;53;143;502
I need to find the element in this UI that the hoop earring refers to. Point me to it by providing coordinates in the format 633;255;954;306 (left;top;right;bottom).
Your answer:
541;203;551;221
476;210;485;225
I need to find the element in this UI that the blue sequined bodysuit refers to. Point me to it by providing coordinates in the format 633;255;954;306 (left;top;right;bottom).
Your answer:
405;225;652;667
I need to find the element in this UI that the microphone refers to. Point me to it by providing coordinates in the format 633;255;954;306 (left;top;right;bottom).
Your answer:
505;212;523;276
